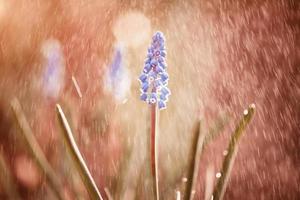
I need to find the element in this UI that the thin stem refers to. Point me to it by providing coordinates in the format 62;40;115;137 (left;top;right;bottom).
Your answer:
10;98;65;200
56;104;104;200
176;191;181;200
150;104;159;200
204;165;215;200
185;120;206;200
0;152;21;200
104;187;114;200
212;104;255;200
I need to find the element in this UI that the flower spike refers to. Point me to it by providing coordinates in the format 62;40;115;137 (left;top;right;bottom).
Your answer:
139;31;170;110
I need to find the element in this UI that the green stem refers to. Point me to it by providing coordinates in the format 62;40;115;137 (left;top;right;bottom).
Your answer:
212;104;255;200
56;104;104;200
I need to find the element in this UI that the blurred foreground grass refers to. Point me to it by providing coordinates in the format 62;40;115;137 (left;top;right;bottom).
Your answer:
1;98;255;200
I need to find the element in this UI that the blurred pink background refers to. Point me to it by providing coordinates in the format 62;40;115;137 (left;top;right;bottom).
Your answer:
0;0;299;199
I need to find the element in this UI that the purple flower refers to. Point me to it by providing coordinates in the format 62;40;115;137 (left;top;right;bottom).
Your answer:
42;39;65;99
104;46;131;103
139;31;170;110
158;100;166;110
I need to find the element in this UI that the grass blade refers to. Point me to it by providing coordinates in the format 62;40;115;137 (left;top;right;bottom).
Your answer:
204;165;214;200
185;120;206;200
212;104;255;200
104;187;114;200
176;191;181;200
10;98;65;200
56;104;104;200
